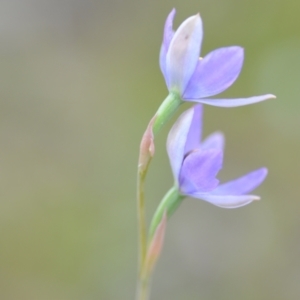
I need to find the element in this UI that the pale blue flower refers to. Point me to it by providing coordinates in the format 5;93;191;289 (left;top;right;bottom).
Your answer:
160;9;275;107
167;104;268;208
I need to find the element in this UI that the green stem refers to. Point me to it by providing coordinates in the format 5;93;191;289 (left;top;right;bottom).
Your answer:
152;92;183;135
137;93;182;265
137;171;147;276
149;186;185;239
136;276;151;300
136;187;184;300
136;92;183;299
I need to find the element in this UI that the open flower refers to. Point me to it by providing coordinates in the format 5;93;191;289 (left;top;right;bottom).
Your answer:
160;9;275;107
167;104;268;208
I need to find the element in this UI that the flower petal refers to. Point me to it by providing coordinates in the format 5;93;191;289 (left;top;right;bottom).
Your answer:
166;14;203;93
189;94;276;107
201;131;225;151
212;168;268;195
179;149;223;194
184;104;203;154
167;108;194;183
159;9;176;82
183;46;244;99
190;193;260;208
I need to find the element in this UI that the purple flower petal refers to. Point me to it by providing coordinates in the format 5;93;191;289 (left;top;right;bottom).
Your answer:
166;14;203;93
162;9;176;53
179;149;223;194
167;108;194;183
190;193;260;208
184;104;203;154
190;94;276;107
183;47;244;99
159;9;176;82
212;168;268;196
201;131;225;151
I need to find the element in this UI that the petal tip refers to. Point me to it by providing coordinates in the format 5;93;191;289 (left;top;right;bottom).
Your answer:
256;167;268;179
186;13;202;27
239;47;245;56
259;94;277;101
232;45;244;52
265;94;276;100
170;8;176;16
233;46;244;57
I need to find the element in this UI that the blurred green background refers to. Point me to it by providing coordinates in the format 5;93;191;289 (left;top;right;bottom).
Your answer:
0;0;299;299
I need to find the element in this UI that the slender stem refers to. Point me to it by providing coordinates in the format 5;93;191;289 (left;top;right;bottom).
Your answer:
136;92;183;299
137;170;148;276
136;275;151;300
149;186;185;239
135;186;184;300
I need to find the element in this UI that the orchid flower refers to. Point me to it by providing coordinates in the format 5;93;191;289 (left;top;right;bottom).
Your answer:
167;104;268;208
160;9;275;107
137;10;275;299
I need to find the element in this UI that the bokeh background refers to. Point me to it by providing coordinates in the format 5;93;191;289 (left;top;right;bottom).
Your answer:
0;0;299;299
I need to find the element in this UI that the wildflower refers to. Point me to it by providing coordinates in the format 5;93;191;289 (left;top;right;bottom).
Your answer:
167;104;267;208
160;9;275;107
